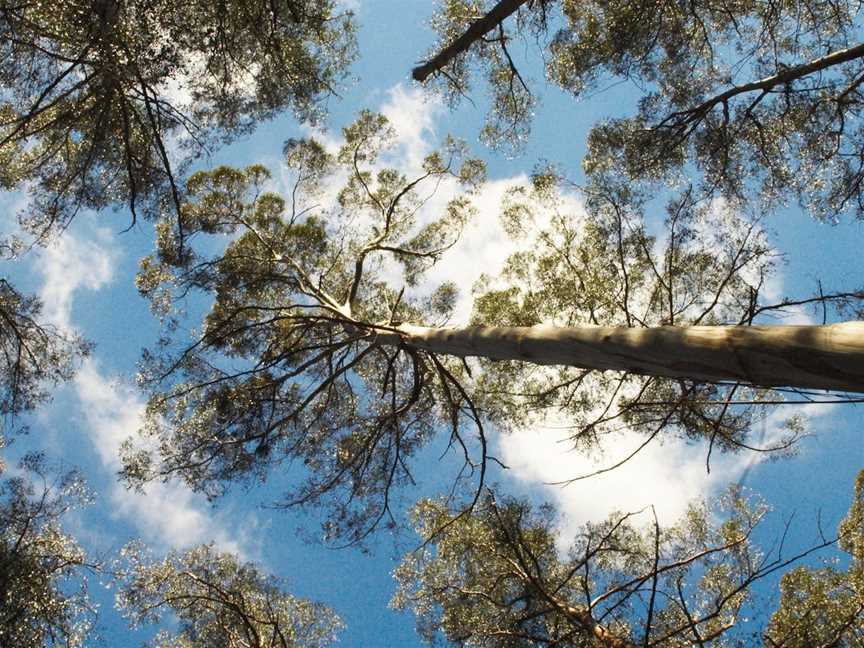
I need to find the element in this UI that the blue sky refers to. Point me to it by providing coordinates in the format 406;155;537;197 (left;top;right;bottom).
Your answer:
2;1;864;646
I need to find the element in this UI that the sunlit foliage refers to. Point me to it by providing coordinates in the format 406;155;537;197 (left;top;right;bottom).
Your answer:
0;455;95;647
393;472;862;646
0;0;355;239
118;543;342;647
765;470;864;646
418;0;864;220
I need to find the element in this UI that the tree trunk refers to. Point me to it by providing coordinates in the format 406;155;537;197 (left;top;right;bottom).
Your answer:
378;322;864;392
411;0;531;82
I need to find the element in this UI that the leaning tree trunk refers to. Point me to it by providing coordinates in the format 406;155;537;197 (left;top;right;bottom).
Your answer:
378;322;864;393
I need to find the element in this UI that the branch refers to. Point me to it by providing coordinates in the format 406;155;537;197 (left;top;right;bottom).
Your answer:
411;0;531;82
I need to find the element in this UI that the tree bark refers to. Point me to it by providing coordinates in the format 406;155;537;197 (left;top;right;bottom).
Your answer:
559;601;638;648
378;322;864;392
411;0;531;82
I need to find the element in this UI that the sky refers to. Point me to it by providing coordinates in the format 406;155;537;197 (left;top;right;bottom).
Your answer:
2;1;864;646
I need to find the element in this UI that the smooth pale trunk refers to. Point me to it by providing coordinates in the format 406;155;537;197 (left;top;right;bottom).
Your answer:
379;322;864;393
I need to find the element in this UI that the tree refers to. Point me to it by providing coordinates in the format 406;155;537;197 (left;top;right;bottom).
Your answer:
0;454;96;647
125;111;488;543
0;278;89;446
414;0;864;222
764;470;864;647
391;471;862;647
0;0;355;240
121;111;863;545
117;542;343;648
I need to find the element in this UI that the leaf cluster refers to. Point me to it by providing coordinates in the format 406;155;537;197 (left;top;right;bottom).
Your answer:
0;0;356;238
117;542;342;648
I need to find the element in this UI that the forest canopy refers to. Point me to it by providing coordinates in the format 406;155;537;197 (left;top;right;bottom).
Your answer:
0;0;862;645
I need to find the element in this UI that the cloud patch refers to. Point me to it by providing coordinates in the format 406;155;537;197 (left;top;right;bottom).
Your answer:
38;226;116;331
36;224;254;557
74;361;250;557
497;397;834;543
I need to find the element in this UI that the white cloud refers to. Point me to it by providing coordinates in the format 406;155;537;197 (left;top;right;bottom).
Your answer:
500;426;744;533
379;85;443;169
423;178;521;322
36;225;254;557
497;397;834;544
38;226;116;331
74;361;252;557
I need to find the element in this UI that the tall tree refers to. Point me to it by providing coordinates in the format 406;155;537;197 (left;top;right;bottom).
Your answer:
392;472;861;647
414;0;864;221
118;543;343;648
0;454;96;647
122;111;863;544
0;0;355;240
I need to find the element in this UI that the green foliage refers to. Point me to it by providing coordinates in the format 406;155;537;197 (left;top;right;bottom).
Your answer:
124;111;486;544
422;0;554;149
394;476;862;647
0;278;89;442
0;0;356;238
0;454;95;647
118;543;342;648
419;0;864;220
765;470;864;646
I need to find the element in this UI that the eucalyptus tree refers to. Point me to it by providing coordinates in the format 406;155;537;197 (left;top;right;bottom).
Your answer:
0;278;88;442
0;454;96;647
122;110;863;544
126;110;488;543
392;470;863;647
765;470;864;647
414;0;864;221
0;0;355;241
118;543;342;648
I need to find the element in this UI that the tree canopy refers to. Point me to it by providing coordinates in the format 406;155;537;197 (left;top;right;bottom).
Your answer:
416;0;864;221
393;470;863;647
0;0;355;240
0;455;95;647
124;111;488;543
118;543;343;648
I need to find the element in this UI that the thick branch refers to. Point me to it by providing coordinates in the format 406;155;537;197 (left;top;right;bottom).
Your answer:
378;322;864;392
411;0;531;82
660;42;864;126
